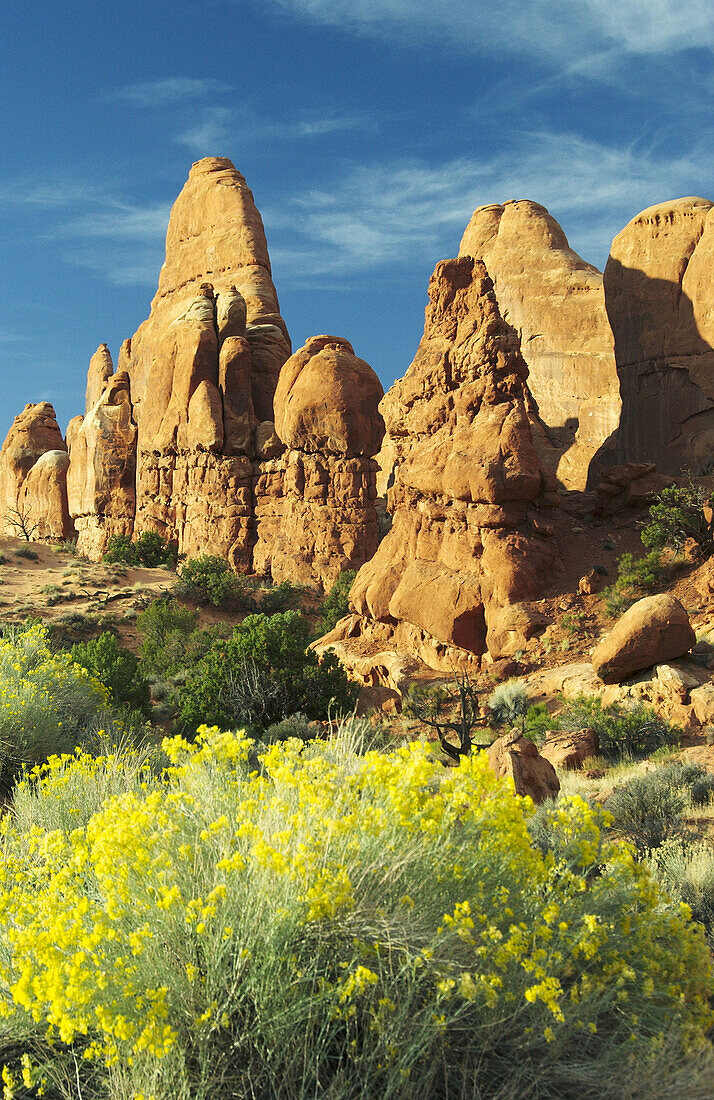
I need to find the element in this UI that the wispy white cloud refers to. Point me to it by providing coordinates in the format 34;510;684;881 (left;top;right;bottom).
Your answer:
268;0;714;62
175;106;234;155
294;111;376;136
264;132;713;283
113;77;231;105
175;103;379;153
52;204;170;243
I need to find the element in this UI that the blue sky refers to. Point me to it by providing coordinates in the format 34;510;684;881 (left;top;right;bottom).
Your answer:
1;0;712;439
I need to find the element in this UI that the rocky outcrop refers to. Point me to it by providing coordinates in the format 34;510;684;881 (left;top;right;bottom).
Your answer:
604;197;714;474
0;403;72;540
67;364;137;559
592;594;695;684
85;344;114;413
540;728;599;770
318;257;558;673
254;335;384;589
487;729;560;803
64;158;292;564
457;200;620;489
114;157;292;564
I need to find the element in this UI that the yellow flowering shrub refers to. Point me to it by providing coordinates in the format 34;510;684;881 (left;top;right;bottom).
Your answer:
0;624;109;793
0;725;710;1099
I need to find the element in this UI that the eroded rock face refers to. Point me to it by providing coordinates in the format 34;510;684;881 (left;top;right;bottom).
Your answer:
457;200;620;489
254;336;384;589
320;258;558;672
605;197;714;474
115;158;291;564
592;594;695;684
0;403;72;539
69;159;292;565
67;366;137;559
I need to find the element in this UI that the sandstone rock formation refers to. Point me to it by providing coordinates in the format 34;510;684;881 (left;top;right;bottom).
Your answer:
457;200;620;489
254;335;384;588
114;157;292;564
0;403;72;540
64;158;293;564
67;358;137;559
592;594;695;684
318;257;559;674
487;729;560;803
604;197;714;474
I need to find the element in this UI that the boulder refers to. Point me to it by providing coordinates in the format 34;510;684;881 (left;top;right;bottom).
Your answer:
487;729;560;803
690;682;714;726
604;197;714;474
540;728;599;770
592;594;695;684
319;257;558;672
457;199;620;489
254;336;384;590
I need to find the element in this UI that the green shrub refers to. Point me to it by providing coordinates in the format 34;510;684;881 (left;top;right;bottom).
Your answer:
260;580;304;615
558;695;679;761
174;555;255;609
607;770;690;854
263;712;314;742
71;632;151;716
642;481;714;553
318;569;357;634
0;730;711;1099
178;611;358;733
0;623;109;792
136;597;203;677
648;838;714;949
14;545;38;561
488;679;530;731
524;702;560;747
602;550;666;617
104;530;178;569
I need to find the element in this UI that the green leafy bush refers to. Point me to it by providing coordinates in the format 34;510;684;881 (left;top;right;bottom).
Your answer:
174;555;255;609
488;679;530;731
318;569;357;634
524;702;560;747
178;611;358;733
602;550;665;617
642;481;714;553
0;623;109;792
558;695;679;761
71;632;151;716
135;596;227;679
260;580;304;615
104;530;178;569
0;729;711;1099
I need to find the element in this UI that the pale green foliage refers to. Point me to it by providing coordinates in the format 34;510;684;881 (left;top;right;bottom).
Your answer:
488;679;530;731
0;623;109;791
